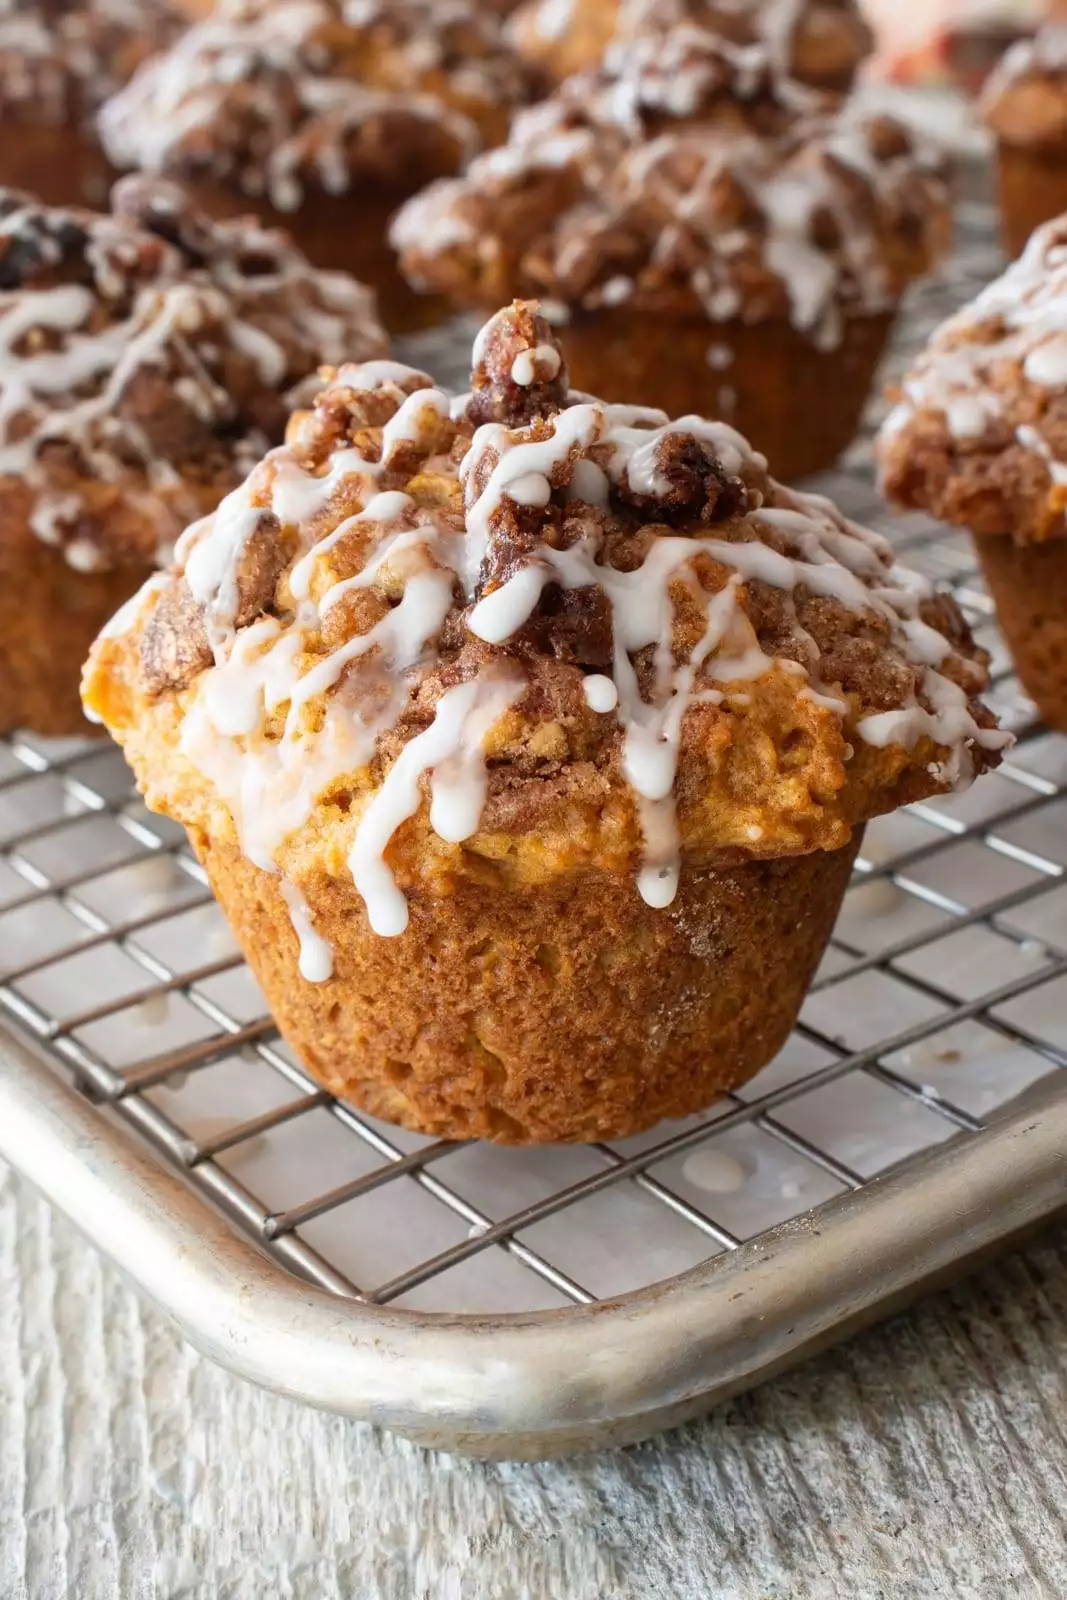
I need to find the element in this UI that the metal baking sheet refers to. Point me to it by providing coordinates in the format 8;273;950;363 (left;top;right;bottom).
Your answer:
3;198;1067;1459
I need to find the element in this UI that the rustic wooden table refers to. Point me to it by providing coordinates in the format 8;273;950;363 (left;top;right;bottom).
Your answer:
3;1159;1065;1599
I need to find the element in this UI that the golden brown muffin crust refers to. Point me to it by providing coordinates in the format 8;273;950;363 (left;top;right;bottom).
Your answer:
83;299;1007;1140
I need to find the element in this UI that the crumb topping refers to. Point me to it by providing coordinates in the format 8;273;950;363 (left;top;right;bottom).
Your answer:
0;0;183;125
98;0;533;208
508;0;873;91
391;29;949;346
0;177;387;571
981;23;1067;153
879;216;1067;544
84;300;1005;952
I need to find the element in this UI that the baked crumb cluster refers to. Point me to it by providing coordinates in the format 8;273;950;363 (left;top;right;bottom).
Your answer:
0;177;387;572
981;23;1067;151
508;0;873;92
84;301;1005;958
391;29;950;347
0;0;182;125
879;217;1067;544
98;0;533;209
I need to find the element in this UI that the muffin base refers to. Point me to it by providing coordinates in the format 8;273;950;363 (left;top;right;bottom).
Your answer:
193;830;862;1144
182;178;446;333
0;525;151;738
0;118;116;209
995;143;1067;259
974;533;1067;730
559;309;895;482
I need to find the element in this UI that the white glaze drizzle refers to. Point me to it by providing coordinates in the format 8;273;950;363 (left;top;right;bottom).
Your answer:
280;880;335;981
166;319;1006;963
351;670;525;936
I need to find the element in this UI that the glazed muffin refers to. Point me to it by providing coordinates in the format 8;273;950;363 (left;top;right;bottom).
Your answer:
880;215;1067;731
981;24;1067;258
507;0;873;91
392;30;950;481
0;176;387;737
0;0;184;208
83;301;1006;1144
97;0;534;331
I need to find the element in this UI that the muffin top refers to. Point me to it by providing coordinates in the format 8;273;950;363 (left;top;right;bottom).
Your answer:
392;30;949;346
981;23;1067;153
0;176;387;574
879;216;1067;545
83;300;1005;944
98;0;534;209
0;0;184;125
508;0;873;92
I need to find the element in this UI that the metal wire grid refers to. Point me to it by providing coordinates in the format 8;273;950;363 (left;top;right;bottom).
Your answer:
2;198;1066;1316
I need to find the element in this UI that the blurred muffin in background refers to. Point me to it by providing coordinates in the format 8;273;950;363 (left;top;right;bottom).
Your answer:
393;28;950;480
97;0;535;330
982;21;1067;253
0;177;387;736
0;0;183;207
879;215;1067;729
507;0;873;91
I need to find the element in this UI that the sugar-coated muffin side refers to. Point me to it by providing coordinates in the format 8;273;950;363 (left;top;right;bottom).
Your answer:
97;0;535;326
507;0;873;93
879;215;1067;729
392;30;950;478
982;24;1067;256
0;176;387;735
83;301;1006;1142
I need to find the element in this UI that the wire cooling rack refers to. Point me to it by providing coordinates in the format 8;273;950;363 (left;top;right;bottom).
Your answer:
3;198;1067;1458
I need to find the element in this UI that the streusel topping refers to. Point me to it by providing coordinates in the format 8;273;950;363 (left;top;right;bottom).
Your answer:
84;301;1005;958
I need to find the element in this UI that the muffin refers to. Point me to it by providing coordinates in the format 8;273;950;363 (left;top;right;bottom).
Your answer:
0;0;185;209
0;176;387;737
879;215;1067;731
981;24;1067;258
507;0;873;91
83;300;1006;1144
392;31;951;482
97;0;534;331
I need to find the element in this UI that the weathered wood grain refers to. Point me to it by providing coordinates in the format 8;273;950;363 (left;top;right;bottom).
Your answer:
3;1160;1066;1600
